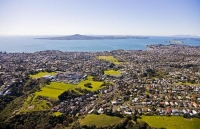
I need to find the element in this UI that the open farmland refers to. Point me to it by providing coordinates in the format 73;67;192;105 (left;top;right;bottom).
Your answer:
30;72;56;79
139;116;200;129
97;56;120;64
79;114;123;127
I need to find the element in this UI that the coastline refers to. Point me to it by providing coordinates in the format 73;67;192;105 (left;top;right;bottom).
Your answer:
0;36;200;53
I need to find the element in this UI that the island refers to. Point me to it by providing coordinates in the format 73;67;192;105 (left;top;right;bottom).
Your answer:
36;34;149;40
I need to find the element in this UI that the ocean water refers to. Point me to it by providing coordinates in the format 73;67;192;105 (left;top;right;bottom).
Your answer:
0;36;199;52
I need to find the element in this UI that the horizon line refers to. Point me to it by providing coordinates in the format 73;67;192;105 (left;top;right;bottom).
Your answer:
0;34;199;37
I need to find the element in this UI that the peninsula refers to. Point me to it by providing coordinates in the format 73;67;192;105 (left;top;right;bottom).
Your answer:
169;39;184;44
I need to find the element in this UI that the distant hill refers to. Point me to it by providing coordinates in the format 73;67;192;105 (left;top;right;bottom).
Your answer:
172;35;200;38
170;35;200;41
37;34;148;40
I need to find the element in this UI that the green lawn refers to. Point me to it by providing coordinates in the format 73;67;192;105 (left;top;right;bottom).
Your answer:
35;82;76;99
53;112;63;116
97;56;120;64
104;70;121;75
78;76;104;91
33;76;103;99
174;82;199;86
30;72;57;79
139;116;200;129
20;82;75;112
80;114;123;127
22;76;104;112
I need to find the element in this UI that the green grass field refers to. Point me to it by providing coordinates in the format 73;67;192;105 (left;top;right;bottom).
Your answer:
53;112;63;116
139;116;200;129
20;82;75;112
80;114;123;127
30;72;57;79
35;76;103;99
20;94;51;112
32;75;103;99
174;82;199;86
97;56;120;64
104;70;121;75
35;82;76;99
78;76;104;91
22;75;104;112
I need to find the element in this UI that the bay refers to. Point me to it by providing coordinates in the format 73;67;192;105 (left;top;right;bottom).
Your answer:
0;36;199;52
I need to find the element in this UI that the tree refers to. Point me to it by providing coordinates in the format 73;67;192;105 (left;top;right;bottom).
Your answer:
126;120;135;129
53;124;65;129
63;120;69;127
58;90;81;101
84;83;93;88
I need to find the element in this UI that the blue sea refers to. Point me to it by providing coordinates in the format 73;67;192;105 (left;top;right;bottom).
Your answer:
0;36;200;52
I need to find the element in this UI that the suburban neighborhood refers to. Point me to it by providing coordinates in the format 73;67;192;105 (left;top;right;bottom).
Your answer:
0;44;200;128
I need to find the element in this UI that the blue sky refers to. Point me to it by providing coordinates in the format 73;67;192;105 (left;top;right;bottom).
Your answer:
0;0;200;36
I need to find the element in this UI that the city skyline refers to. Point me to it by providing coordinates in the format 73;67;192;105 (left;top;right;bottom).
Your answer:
0;0;200;36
